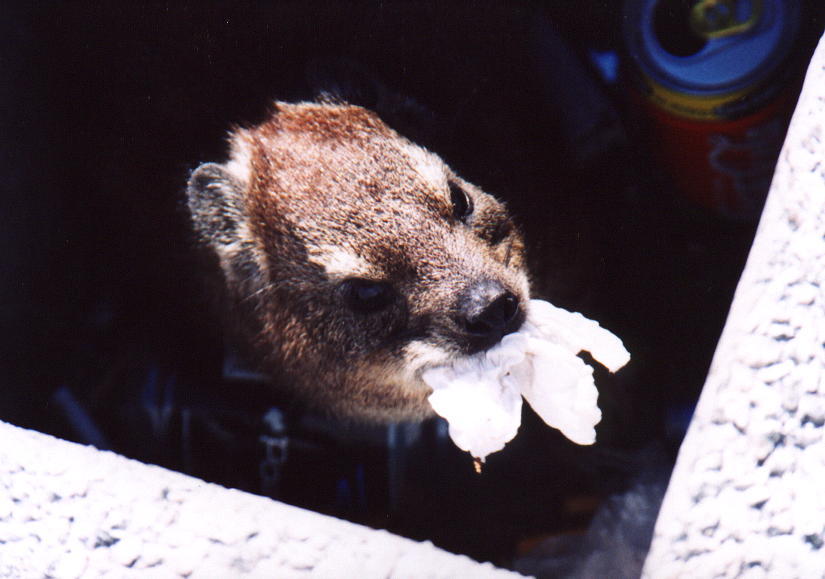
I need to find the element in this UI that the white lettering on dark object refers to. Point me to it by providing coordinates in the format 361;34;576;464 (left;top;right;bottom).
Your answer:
708;117;786;218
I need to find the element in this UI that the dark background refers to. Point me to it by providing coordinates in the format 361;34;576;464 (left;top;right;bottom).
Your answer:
1;1;823;572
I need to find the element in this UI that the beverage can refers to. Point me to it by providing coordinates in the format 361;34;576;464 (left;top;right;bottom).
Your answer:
623;0;802;220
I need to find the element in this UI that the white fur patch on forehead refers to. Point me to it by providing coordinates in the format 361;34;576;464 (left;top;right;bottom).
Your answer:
403;143;448;190
224;133;253;187
308;244;375;279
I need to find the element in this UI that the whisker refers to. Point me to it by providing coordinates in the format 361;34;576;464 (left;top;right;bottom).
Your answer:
240;280;277;304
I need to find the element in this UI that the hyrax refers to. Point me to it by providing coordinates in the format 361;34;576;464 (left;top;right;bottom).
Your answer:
187;101;530;422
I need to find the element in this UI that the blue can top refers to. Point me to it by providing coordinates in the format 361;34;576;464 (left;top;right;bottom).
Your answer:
624;0;800;95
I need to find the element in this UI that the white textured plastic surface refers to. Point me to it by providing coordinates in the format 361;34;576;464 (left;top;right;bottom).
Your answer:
0;421;526;578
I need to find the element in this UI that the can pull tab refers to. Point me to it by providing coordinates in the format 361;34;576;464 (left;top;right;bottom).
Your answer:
690;0;763;40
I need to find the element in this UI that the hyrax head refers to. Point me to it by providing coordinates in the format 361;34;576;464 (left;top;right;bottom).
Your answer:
187;101;530;422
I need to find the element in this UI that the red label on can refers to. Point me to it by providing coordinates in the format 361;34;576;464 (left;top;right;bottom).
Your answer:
639;87;795;220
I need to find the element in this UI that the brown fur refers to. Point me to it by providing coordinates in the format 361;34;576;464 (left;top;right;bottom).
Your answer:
187;101;530;422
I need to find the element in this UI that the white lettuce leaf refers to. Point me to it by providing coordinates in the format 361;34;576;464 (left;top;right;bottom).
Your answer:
422;299;630;462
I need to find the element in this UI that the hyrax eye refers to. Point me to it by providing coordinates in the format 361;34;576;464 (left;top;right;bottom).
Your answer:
449;182;473;222
340;278;396;313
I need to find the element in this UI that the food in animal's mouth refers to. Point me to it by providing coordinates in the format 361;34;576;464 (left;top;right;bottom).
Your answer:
422;299;630;463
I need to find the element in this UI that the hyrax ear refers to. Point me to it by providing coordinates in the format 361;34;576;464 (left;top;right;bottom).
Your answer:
186;163;245;247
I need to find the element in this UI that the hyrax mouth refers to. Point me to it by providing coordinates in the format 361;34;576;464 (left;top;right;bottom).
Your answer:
401;290;527;382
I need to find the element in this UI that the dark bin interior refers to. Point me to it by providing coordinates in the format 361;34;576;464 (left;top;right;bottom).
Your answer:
2;1;823;574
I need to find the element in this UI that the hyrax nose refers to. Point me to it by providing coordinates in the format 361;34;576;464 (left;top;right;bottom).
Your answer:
458;279;523;351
